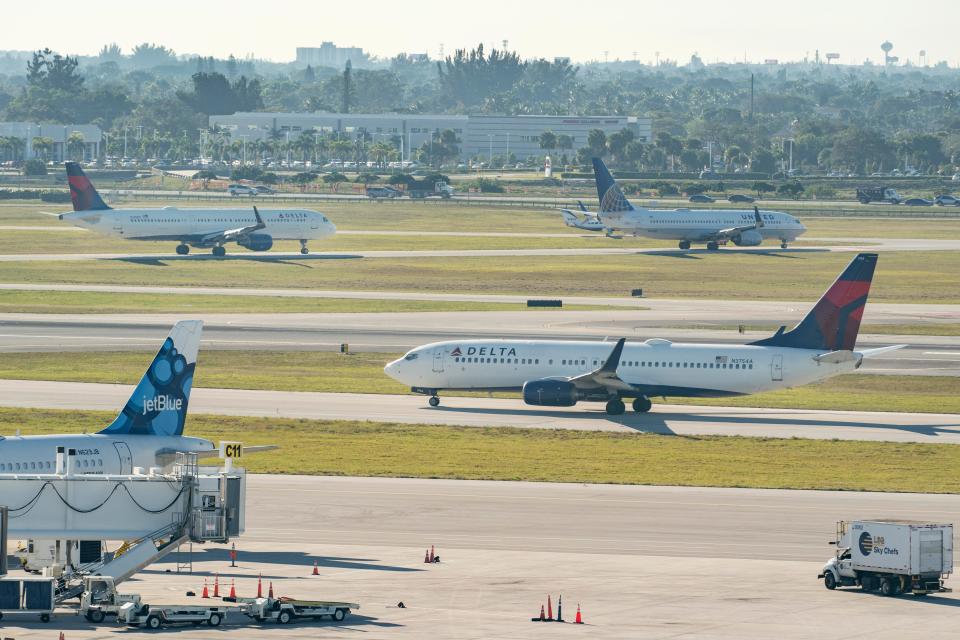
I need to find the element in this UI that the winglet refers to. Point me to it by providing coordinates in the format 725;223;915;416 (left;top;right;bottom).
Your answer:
252;206;265;229
754;206;764;228
599;338;626;373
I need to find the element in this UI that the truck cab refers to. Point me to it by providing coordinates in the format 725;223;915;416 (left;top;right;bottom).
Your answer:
80;576;141;623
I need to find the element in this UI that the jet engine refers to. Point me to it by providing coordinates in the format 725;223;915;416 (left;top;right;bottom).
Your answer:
522;379;578;407
238;233;274;251
731;229;763;246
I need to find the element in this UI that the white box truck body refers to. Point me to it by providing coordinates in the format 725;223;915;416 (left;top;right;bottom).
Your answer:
820;520;953;596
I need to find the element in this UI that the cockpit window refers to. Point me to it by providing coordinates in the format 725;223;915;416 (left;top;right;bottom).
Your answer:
404;353;419;361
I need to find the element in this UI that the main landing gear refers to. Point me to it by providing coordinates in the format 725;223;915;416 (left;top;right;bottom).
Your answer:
605;398;625;415
175;243;190;255
428;395;440;407
300;239;310;255
706;241;719;251
212;245;226;257
781;241;789;249
632;396;652;413
678;240;691;250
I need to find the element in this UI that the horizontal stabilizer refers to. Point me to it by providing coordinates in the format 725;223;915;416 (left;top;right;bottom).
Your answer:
856;344;907;359
813;350;858;365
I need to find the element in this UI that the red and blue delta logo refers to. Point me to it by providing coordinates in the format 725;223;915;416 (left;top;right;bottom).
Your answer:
450;347;462;357
858;531;874;555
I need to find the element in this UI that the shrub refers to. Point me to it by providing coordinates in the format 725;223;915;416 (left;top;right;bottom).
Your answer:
23;159;47;176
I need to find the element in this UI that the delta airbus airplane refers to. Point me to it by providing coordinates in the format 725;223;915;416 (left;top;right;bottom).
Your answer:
0;321;230;475
588;158;807;250
59;163;335;256
385;253;903;415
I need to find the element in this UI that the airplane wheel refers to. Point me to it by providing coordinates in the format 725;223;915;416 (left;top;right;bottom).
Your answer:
706;241;719;251
632;397;652;413
678;240;690;250
429;396;440;407
212;246;226;257
176;244;190;255
781;242;788;249
300;247;309;255
605;398;625;415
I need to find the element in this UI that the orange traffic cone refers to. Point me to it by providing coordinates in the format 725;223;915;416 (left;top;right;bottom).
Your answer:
539;604;546;621
575;603;583;624
312;560;319;576
213;573;220;598
201;579;209;599
429;545;435;563
257;574;263;598
229;579;236;599
268;581;274;598
59;633;65;640
424;549;430;563
547;594;553;621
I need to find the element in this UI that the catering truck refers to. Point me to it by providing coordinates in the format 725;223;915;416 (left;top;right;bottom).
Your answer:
820;520;953;596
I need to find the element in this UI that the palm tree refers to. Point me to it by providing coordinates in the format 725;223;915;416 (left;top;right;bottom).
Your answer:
67;132;87;162
32;136;54;161
539;131;558;159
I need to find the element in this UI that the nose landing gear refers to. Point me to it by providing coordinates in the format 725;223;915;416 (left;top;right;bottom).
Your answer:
428;395;440;407
300;239;310;255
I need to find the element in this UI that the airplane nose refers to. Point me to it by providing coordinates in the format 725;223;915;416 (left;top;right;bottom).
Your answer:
384;359;402;381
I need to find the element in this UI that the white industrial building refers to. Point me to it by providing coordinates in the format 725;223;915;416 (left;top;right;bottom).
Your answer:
295;43;368;68
0;122;102;161
209;112;652;161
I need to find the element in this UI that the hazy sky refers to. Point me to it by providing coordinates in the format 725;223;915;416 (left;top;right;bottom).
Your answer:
8;0;959;66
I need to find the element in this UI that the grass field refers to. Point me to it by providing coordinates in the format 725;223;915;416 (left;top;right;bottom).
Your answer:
0;290;615;314
1;350;956;414
0;250;956;303
4;407;960;492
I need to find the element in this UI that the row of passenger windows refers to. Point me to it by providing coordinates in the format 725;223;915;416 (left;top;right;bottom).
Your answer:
452;356;753;370
0;458;103;472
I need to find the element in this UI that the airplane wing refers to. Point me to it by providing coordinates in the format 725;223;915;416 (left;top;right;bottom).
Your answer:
199;206;266;246
708;207;764;241
568;338;634;392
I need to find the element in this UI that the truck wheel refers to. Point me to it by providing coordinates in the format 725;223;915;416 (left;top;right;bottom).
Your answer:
208;612;222;627
860;575;875;592
333;608;346;622
824;572;837;590
278;610;292;624
89;609;105;623
146;615;162;629
881;578;898;597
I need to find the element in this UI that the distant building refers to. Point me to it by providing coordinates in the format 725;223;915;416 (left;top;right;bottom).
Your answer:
209;112;652;161
0;122;102;161
295;42;368;68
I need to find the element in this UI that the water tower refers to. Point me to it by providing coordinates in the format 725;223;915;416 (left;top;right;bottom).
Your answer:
881;41;895;65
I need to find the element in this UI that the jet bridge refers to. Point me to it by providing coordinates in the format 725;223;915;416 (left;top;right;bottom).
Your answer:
0;451;245;601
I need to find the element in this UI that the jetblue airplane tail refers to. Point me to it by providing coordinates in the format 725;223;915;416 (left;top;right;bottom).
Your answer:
751;253;878;351
65;162;111;212
592;158;635;214
99;321;202;437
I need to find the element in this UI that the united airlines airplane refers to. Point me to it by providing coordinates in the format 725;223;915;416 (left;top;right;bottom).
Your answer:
588;158;806;250
0;321;218;475
59;163;336;256
385;253;903;415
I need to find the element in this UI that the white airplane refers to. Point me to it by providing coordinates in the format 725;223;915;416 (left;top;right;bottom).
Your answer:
0;321;231;475
559;200;611;234
59;163;335;256
589;158;807;250
384;253;904;415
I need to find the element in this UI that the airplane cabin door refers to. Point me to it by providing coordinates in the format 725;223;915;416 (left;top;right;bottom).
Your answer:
432;349;444;373
113;442;133;474
771;354;784;381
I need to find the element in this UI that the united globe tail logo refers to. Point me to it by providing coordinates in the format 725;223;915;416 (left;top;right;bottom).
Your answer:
858;532;874;555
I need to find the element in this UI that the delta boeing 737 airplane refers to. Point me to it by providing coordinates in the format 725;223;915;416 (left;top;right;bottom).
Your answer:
59;163;335;256
582;158;806;250
0;321;219;475
385;253;904;415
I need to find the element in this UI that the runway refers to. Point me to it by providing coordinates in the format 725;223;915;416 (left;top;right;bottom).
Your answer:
0;310;956;375
2;379;957;443
5;476;960;639
1;236;959;261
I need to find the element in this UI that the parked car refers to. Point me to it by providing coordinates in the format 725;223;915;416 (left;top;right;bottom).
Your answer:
904;197;933;206
728;194;755;203
252;185;275;195
688;194;715;203
228;184;257;196
934;194;960;206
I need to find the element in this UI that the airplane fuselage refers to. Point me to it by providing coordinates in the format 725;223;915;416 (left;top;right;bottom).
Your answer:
60;207;335;246
0;433;214;475
385;338;854;398
601;208;805;244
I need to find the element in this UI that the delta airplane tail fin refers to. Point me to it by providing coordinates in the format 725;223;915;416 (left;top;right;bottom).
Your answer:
99;321;202;437
65;162;111;212
592;158;635;214
751;253;878;351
